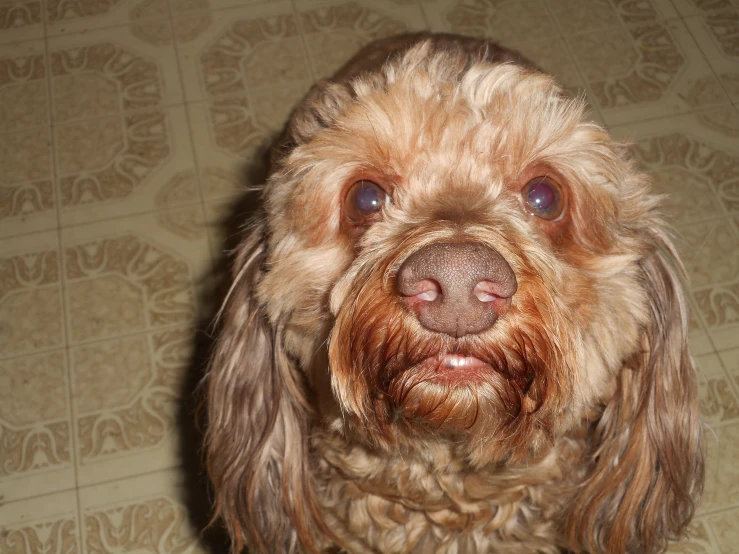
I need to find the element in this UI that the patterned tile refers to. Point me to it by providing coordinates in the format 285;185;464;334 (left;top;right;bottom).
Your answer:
45;0;169;37
707;507;739;553
666;517;721;553
0;350;77;503
0;40;48;132
70;327;194;486
672;0;738;17
174;2;312;189
0;231;65;360
685;12;739;103
0;491;80;552
175;2;309;102
610;108;739;352
686;217;739;351
48;24;184;124
58;211;208;484
297;0;425;79
423;0;559;44
0;40;55;238
689;295;716;355
0;0;44;45
77;469;208;553
54;106;201;226
566;18;730;126
0;125;56;239
547;0;680;35
695;353;739;427
720;348;739;394
702;420;739;513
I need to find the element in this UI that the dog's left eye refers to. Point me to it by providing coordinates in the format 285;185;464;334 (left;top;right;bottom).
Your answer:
345;180;388;223
521;177;564;221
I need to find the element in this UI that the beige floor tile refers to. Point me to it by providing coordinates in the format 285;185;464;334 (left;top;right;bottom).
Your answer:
672;0;738;17
54;105;201;227
719;348;739;392
186;98;290;195
0;39;49;132
690;296;717;355
174;2;310;103
685;12;739;103
0;40;56;237
47;23;184;124
0;349;77;503
296;0;427;80
57;211;208;485
610;109;739;350
169;0;275;14
69;326;194;486
423;0;558;44
566;18;730;127
0;231;65;359
77;469;209;553
701;419;739;513
0;490;81;552
706;507;739;553
666;516;721;553
0;125;57;239
0;0;44;45
45;0;168;37
696;353;739;427
547;0;680;33
60;210;209;347
613;107;738;225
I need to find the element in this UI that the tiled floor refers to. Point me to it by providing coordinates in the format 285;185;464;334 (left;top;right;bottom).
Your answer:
0;0;737;552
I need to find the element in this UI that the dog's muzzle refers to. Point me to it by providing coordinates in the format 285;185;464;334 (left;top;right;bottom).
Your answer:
397;242;517;337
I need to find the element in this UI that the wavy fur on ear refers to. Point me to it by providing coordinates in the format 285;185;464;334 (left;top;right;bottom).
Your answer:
204;221;326;553
566;228;704;554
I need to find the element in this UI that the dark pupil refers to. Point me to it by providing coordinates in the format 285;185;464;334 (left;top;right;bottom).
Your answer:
526;180;555;212
355;182;383;212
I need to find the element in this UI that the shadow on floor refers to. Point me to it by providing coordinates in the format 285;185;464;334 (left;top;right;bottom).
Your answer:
177;140;275;554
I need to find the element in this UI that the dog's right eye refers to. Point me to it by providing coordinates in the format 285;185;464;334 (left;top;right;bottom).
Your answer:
345;180;388;223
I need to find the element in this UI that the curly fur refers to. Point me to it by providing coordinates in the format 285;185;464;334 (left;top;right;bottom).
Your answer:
204;33;704;554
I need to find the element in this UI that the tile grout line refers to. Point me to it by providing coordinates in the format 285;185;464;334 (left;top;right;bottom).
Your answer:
540;0;608;126
680;9;737;105
169;13;222;269
292;0;321;84
41;0;86;539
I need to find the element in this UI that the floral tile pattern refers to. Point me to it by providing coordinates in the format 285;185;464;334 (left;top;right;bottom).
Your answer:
77;470;207;554
1;0;738;550
0;491;80;553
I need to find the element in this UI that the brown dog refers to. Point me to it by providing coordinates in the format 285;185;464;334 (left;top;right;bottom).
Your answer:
204;33;704;554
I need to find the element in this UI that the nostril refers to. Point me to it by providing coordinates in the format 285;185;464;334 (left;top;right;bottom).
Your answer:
473;281;499;303
402;278;441;302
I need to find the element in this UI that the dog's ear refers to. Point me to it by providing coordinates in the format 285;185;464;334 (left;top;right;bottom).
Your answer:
204;221;324;553
566;228;705;554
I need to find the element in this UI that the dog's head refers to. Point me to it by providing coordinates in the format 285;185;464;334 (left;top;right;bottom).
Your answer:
205;40;703;554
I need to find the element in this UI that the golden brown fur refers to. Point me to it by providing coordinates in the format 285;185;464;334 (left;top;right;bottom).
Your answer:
204;33;704;554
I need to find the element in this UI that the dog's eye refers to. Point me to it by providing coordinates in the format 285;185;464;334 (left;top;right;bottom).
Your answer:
345;180;388;223
521;177;563;221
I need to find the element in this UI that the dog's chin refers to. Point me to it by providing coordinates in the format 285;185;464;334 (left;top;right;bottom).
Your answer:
386;351;540;435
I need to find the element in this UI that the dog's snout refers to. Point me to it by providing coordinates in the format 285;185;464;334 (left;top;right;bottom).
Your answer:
397;242;517;337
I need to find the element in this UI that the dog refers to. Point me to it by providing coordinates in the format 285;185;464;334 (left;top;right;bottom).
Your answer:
203;33;705;554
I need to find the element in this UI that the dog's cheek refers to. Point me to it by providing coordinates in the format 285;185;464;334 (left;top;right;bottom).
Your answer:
258;241;354;331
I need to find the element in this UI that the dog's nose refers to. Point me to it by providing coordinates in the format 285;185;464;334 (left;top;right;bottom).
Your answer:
397;242;517;337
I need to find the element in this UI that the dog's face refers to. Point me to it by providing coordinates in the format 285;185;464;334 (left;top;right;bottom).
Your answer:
257;57;650;464
206;42;703;554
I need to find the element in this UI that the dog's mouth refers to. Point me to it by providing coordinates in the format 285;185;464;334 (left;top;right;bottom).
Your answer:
415;354;493;384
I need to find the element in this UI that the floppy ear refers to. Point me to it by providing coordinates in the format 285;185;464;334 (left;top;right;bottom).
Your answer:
566;227;705;554
204;221;325;553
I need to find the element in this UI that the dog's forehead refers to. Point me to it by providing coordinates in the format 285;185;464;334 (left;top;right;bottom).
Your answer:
275;57;627;248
